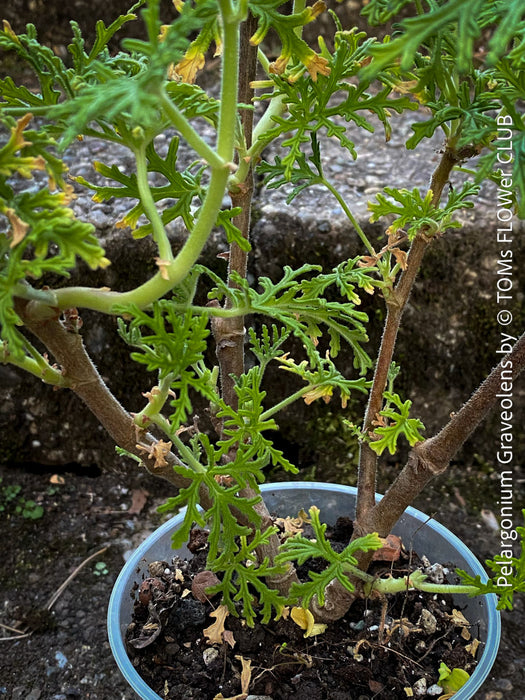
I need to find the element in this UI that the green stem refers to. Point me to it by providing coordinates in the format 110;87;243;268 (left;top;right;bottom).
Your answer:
216;4;240;163
52;163;233;314
369;576;479;597
150;415;207;474
158;89;226;169
341;562;480;597
133;372;174;427
257;47;271;74
12;282;58;307
134;143;173;261
1;340;68;387
231;93;285;189
293;0;307;32
46;12;241;316
322;178;377;257
260;384;317;421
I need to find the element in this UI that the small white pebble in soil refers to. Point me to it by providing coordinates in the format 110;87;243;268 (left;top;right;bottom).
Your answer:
203;647;220;666
413;677;427;696
427;684;444;696
418;609;438;634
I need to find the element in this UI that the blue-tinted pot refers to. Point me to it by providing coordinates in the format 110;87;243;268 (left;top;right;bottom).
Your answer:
108;482;500;700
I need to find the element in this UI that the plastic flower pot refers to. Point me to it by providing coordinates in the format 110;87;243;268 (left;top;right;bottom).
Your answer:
108;482;501;700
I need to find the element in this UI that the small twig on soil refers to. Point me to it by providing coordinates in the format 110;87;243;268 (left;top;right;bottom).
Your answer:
1;546;109;641
416;627;454;663
46;546;108;610
0;622;31;641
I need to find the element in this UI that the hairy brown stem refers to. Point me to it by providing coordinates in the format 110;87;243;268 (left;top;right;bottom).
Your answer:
14;299;202;490
314;334;525;621
212;11;258;413
209;15;299;595
370;332;525;535
356;143;464;525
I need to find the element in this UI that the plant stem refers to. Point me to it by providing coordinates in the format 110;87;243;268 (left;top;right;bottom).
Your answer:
371;332;525;535
158;89;226;169
0;339;68;387
355;144;463;527
13;299;196;491
369;576;480;597
260;384;317;421
134;143;173;261
322;178;376;257
212;9;258;414
23;6;243;320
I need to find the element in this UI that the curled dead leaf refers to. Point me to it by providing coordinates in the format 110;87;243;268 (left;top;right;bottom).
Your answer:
6;208;29;248
136;440;172;469
391;247;408;270
275;510;309;536
371;534;403;562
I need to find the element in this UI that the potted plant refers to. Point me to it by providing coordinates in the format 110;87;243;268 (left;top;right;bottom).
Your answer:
1;0;524;697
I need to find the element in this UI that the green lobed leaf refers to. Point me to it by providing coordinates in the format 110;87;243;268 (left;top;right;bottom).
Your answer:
276;506;383;607
368;391;425;456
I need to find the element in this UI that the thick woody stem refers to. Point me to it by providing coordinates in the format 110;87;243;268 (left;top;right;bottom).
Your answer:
356;143;467;523
315;144;488;621
312;334;525;621
370;332;525;535
14;299;202;490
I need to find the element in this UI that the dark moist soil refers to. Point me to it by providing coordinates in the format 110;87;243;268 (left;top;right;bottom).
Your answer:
1;461;524;700
126;524;478;700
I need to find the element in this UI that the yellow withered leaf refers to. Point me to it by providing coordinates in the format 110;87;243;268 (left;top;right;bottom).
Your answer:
237;655;252;694
172;45;206;84
302;384;333;406
449;609;471;627
291;607;327;638
6;209;29;248
155;257;172;281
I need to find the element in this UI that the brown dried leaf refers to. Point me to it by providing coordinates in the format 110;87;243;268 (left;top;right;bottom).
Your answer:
369;680;384;693
203;605;229;645
391;247;408;270
223;630;236;648
371;534;403;562
191;570;220;602
357;254;379;267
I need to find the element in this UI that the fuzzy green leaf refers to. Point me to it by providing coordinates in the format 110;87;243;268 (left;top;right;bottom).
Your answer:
276;506;383;607
369;391;425;456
